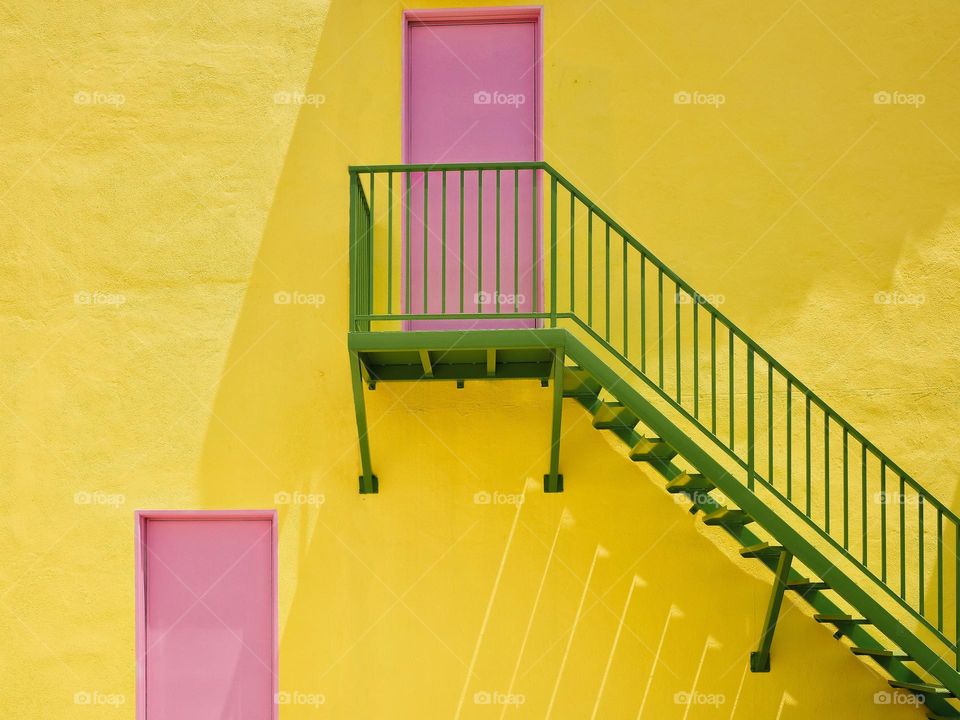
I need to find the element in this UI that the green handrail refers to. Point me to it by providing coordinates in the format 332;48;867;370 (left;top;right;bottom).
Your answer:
348;161;959;659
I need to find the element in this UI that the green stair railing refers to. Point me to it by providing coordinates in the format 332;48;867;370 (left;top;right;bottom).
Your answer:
348;162;960;665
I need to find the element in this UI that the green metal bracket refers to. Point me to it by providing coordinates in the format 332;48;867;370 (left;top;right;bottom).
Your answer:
544;348;564;493
350;352;378;494
750;549;793;672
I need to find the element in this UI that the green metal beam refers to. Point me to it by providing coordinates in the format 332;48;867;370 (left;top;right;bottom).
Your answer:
349;351;377;494
418;349;433;378
750;549;793;672
544;348;565;493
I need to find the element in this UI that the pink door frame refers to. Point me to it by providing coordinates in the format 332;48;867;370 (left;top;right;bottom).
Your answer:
134;510;279;720
402;6;543;164
401;7;544;330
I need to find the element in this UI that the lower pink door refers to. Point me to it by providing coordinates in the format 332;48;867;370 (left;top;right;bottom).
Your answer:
137;511;277;720
403;8;542;330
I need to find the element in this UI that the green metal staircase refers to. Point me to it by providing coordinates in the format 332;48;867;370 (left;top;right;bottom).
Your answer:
347;162;960;716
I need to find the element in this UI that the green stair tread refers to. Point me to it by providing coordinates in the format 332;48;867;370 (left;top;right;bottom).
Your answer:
665;473;714;494
888;680;954;697
851;646;909;660
562;367;601;397
740;542;785;559
592;402;639;430
814;614;870;625
786;578;829;593
629;436;677;461
702;508;753;527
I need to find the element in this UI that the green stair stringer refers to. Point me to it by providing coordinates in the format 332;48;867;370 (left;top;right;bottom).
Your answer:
563;365;958;718
562;331;960;715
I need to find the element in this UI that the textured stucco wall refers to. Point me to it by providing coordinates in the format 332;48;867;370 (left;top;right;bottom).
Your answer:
2;1;959;718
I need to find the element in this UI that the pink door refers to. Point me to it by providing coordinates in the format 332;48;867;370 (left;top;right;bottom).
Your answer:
136;512;277;720
403;8;542;330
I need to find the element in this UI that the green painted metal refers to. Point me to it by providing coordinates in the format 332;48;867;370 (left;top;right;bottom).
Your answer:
559;361;960;717
545;347;564;493
349;351;377;494
749;548;793;673
347;161;960;707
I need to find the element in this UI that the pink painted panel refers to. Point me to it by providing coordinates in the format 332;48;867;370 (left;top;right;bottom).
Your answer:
137;512;277;720
403;10;542;330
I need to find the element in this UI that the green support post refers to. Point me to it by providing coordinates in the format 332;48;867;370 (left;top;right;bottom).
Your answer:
750;549;793;672
350;351;378;494
544;348;564;493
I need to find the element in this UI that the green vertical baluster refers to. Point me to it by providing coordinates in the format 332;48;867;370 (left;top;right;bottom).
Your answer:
937;510;943;631
387;172;393;315
406;171;411;314
423;171;429;315
728;331;734;450
514;169;519;312
747;347;755;491
786;381;792;500
675;282;681;403
349;172;356;330
550;175;557;327
641;256;646;372
459;170;465;313
881;461;887;582
956;529;960;667
532;169;538;318
369;173;375;316
477;170;483;313
496;169;501;315
900;475;906;599
805;397;811;517
587;211;593;325
693;301;699;420
604;224;611;341
919;495;925;615
441;171;447;314
825;413;831;535
569;193;575;314
658;270;664;388
843;428;849;549
711;315;716;434
622;239;628;354
861;445;868;565
767;364;773;485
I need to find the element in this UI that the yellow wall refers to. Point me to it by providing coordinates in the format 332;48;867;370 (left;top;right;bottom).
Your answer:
2;0;959;717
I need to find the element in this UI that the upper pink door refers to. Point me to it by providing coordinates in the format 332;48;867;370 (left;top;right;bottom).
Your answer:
403;9;542;330
137;513;277;720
